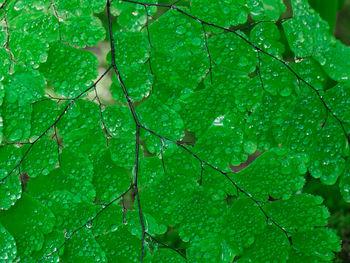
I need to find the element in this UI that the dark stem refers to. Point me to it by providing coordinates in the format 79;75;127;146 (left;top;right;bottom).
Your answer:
134;124;146;261
0;0;9;10
107;1;146;260
199;161;204;186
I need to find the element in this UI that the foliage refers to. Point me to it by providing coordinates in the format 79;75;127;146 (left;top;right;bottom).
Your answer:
0;0;349;262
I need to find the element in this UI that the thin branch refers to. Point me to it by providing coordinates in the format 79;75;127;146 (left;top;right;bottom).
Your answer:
38;185;132;262
2;141;32;146
31;94;72;105
146;232;187;260
202;23;213;84
143;5;153;50
199;161;204;186
1;66;112;184
143;5;154;78
0;0;9;10
107;1;146;261
139;124;292;244
160;138;166;174
107;1;139;125
49;0;63;41
122;198;127;225
133;125;146;261
2;8;15;72
120;0;350;143
53;125;61;166
233;16;292;32
93;86;112;142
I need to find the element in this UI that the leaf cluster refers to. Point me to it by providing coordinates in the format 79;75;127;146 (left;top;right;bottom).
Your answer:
0;0;349;262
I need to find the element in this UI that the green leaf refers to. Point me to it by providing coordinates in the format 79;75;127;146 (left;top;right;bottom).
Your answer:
33;190;97;233
0;54;8;143
250;22;285;57
324;82;350;124
222;197;266;255
138;96;184;153
180;76;261;136
127;210;167;238
61;228;107;262
315;39;350;82
246;92;293;148
109;30;152;102
211;30;257;74
288;228;341;261
0;48;12;77
92;149;130;203
148;10;207;103
109;134;136;168
0;145;22;210
62;125;107;159
103;104;134;137
40;41;98;97
237;226;290;262
0;193;55;259
308;0;338;33
30;100;59;138
177;189;226;242
293;57;327;90
190;0;248;27
111;0;157;31
7;21;51;69
282;0;329;58
308;117;346;185
140;154;199;227
27;166;94;204
102;105;136;167
187;234;234;263
29;230;65;263
55;0;106;15
91;203;124;236
151;249;186;263
61;16;105;48
193;110;250;169
2;71;45;141
232;150;305;201
264;194;329;232
21;138;58;177
259;54;298;96
200;165;235;200
283;0;350;82
59;149;96;202
247;0;286;21
97;226;144;262
0;223;16;261
58;99;101;135
339;160;350;202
